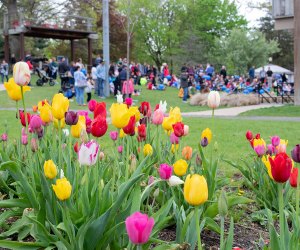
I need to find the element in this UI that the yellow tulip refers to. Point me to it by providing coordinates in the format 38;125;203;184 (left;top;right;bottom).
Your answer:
143;144;153;156
162;116;175;131
13;62;31;86
53;118;66;129
201;128;212;144
110;103;129;129
38;99;50;111
262;155;274;180
119;129;126;138
44;160;57;179
173;159;188;176
52;93;69;120
71;115;86;138
171;144;179;154
39;103;53;123
169;107;182;123
4;78;30;101
128;106;141;123
253;138;266;148
52;177;72;201
184;174;208;206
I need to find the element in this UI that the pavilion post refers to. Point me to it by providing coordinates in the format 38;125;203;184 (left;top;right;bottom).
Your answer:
102;0;110;97
70;39;75;62
294;0;300;105
4;35;9;63
88;38;92;68
20;33;25;60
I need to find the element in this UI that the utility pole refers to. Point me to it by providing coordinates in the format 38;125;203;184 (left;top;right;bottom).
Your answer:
103;0;110;97
294;0;300;105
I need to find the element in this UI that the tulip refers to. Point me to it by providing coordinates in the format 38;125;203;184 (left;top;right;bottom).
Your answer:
245;130;253;141
99;151;105;160
52;177;72;201
123;116;136;136
253;138;266;157
171;144;179;154
162;116;175;131
290;168;298;188
65;111;79;125
21;128;28;145
18;110;31;127
196;154;202;166
152;109;164;125
1;133;8;142
43;160;57;179
271;136;280;147
262;155;274;180
168;175;184;186
138;124;146;139
172;122;185;137
184;174;208;206
78;140;99;166
277;139;288;154
125;212;154;245
201;128;212;144
4;78;30;101
32;105;38;113
125;97;133;106
291;145;300;163
91;116;108;137
183;125;189;136
13;62;31;86
74;142;79;153
52;93;69;120
169;107;182;123
30;138;38;152
110;131;118;141
29;115;42;132
201;137;208;147
37;127;44;139
182;146;193;160
88;99;97;112
159;100;167;113
143;144;153;156
139;102;151;117
119;129;126;138
116;93;123;103
148;176;155;185
207;90;220;109
158;163;173;180
269;153;293;183
170;132;179;144
173;159;188;176
266;144;275;155
255;133;261;139
39;103;53;124
94;102;107;119
118;145;123;153
71;116;86;138
110;103;129;129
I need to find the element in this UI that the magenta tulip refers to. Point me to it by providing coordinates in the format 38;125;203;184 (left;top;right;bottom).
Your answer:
271;136;280;147
158;163;173;180
118;145;123;153
125;212;155;245
110;131;118;141
1;133;7;142
125;98;133;106
29;115;42;132
88;99;97;112
170;132;179;144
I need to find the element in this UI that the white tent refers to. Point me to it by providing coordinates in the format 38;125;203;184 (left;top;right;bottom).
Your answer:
255;64;294;83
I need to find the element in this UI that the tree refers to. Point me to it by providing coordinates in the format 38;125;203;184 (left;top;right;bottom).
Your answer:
212;29;279;75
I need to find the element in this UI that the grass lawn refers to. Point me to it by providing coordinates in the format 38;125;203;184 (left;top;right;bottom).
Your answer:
239;104;300;117
0;74;208;113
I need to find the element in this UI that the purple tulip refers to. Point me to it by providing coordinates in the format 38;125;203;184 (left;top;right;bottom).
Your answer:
201;137;208;147
291;144;300;163
65;111;79;125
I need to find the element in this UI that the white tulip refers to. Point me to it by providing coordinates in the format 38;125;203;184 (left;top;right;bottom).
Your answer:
116;93;123;104
59;169;65;178
78;140;99;166
168;175;184;186
159;100;167;113
207;91;220;109
13;62;31;86
62;129;69;137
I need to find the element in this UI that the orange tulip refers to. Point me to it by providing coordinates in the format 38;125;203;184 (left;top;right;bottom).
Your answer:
182;146;193;160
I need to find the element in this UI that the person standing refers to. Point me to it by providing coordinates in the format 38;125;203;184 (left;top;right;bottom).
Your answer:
266;66;273;88
259;67;266;85
220;65;227;80
91;64;98;95
248;66;255;83
0;60;9;83
180;66;189;103
96;59;106;99
49;57;58;79
10;54;16;74
74;66;87;106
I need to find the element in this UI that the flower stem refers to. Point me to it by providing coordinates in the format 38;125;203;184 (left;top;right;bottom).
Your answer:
136;245;142;250
21;86;27;129
296;166;300;217
278;183;285;250
58;120;62;172
220;216;225;250
195;206;203;250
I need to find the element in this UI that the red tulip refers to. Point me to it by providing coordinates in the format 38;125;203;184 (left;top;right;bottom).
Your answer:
74;141;79;153
91;116;108;137
269;153;293;183
18;110;31;127
245;130;253;141
94;102;107;119
172;122;184;137
290;168;298;188
255;133;260;139
138;124;146;139
139;102;151;117
123;116;136;136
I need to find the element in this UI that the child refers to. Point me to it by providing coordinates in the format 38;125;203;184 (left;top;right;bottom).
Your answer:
85;77;94;103
122;76;134;99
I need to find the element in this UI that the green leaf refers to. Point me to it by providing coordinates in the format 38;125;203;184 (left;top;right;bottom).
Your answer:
151;243;182;250
0;198;31;208
130;185;141;214
204;217;220;234
269;224;280;250
204;196;253;218
224;217;234;250
0;240;46;249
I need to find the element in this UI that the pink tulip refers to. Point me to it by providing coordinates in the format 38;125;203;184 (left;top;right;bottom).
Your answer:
152;109;164;125
110;131;118;141
254;145;265;157
125;212;155;245
125;98;133;106
158;163;173;180
29;115;42;132
266;144;274;155
170;132;179;144
277;142;287;154
21;128;28;145
88;99;97;112
183;125;189;136
1;133;8;142
271;136;280;147
148;176;155;185
31;138;38;152
118;145;123;153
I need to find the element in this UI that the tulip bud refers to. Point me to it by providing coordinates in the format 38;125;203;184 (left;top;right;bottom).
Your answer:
271;136;280;147
30;138;38;152
201;137;208;147
13;62;31;86
110;131;118;141
218;190;228;217
196;154;202;166
153;188;160;198
130;154;137;172
289;168;298;188
37;127;44;139
168;175;184;186
74;141;79;153
255;133;260;139
148;176;155;185
32;105;38;113
291;145;300;163
21;134;28;145
158;163;173;180
125;97;133;106
1;133;8;142
245;130;253;141
65;111;79;125
118;145;123;153
99;151;105;160
88;99;97;112
183;125;189;136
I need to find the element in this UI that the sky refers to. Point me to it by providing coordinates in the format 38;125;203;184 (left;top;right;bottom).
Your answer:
236;0;271;27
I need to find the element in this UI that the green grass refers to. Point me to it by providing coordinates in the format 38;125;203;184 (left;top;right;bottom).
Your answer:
0;75;208;113
239;105;300;117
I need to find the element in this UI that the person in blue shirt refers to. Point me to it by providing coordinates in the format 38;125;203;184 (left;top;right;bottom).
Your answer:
249;66;255;82
205;63;214;77
96;60;106;99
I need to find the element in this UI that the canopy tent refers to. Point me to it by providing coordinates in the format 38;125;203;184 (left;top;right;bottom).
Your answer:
255;64;294;83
